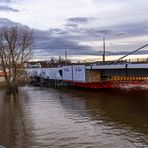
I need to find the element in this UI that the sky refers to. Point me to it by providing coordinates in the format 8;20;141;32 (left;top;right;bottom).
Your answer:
0;0;148;61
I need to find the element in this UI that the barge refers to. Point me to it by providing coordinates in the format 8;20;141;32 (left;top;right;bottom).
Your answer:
27;44;148;89
27;63;148;89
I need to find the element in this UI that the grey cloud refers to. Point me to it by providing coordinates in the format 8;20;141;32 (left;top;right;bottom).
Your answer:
61;28;115;42
0;0;12;3
0;18;22;27
92;0;130;3
86;29;113;37
117;32;127;36
65;23;78;28
33;29;94;56
34;28;148;57
49;28;69;35
0;5;18;12
0;0;18;3
61;17;148;44
65;23;78;32
106;49;148;56
46;21;148;48
1;18;148;60
82;21;148;40
64;19;148;42
66;17;97;24
111;22;148;36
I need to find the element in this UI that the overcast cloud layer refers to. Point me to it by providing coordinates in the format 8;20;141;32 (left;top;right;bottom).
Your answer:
0;0;148;61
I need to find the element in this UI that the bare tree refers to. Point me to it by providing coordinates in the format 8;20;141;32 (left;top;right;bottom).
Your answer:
0;26;33;95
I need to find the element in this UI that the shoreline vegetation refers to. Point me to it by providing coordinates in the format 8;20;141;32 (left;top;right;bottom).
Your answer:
0;26;33;96
0;75;30;86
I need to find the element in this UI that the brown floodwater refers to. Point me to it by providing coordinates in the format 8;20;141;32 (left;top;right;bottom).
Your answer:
0;86;148;148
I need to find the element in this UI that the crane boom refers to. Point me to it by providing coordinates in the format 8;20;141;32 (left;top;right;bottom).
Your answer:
112;43;148;64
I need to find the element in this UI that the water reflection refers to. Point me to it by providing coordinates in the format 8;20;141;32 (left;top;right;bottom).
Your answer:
0;90;35;148
0;87;147;148
59;88;148;146
60;88;148;133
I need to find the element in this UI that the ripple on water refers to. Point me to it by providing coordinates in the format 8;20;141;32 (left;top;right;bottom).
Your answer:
0;86;147;148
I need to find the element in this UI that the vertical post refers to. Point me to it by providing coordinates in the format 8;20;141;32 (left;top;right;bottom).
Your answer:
65;49;67;65
103;37;105;62
59;55;61;62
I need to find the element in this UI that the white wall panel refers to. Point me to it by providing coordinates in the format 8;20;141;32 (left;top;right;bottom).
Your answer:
62;66;73;81
72;65;86;82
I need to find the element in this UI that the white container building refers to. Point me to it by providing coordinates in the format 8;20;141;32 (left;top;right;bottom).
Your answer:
72;65;86;82
45;68;62;80
62;66;73;81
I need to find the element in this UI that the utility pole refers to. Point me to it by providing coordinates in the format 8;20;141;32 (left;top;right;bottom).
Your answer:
59;55;61;62
102;36;105;62
65;49;67;65
65;49;67;61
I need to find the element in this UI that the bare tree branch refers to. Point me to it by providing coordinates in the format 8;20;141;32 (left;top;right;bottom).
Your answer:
0;26;33;95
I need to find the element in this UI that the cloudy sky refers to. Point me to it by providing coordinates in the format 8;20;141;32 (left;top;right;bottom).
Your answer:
0;0;148;61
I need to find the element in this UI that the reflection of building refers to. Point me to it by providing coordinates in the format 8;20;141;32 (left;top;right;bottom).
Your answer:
60;89;148;134
60;94;86;111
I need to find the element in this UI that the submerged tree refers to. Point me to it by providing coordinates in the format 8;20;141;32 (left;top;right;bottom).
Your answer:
0;26;33;95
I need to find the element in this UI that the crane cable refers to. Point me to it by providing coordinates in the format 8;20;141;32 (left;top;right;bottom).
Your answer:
111;43;148;64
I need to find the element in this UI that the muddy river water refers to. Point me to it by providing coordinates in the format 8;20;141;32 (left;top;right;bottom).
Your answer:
0;86;148;148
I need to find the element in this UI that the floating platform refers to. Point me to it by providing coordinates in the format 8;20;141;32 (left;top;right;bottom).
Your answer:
27;63;148;89
64;80;148;89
